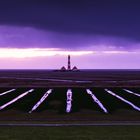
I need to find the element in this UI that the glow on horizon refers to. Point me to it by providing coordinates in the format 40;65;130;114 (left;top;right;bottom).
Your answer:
0;48;139;58
102;51;137;54
0;47;139;69
0;48;94;58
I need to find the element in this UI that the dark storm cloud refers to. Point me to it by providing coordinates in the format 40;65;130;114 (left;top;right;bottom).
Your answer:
0;0;140;40
0;25;139;51
0;0;140;51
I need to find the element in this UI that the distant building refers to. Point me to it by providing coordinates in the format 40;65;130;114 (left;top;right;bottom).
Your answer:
67;55;71;71
60;66;66;71
72;66;79;71
60;55;79;72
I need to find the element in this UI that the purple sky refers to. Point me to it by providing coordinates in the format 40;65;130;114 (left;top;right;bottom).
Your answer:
0;0;140;69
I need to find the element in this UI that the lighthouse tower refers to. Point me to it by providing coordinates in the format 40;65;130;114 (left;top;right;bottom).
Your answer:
59;55;79;72
67;55;71;70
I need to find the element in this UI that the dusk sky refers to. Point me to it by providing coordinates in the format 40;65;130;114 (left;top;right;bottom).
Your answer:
0;0;140;69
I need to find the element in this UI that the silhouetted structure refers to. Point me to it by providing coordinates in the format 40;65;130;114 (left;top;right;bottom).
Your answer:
59;55;79;72
72;66;78;71
60;66;66;71
67;55;71;70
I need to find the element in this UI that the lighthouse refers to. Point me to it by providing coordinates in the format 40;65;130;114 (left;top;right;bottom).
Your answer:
67;55;71;70
60;55;79;71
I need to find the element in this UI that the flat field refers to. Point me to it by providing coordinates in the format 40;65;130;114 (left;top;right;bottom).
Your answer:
0;126;139;140
0;70;139;122
0;70;140;87
0;88;139;122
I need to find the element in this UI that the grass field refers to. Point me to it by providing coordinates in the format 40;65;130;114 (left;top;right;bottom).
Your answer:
0;126;139;140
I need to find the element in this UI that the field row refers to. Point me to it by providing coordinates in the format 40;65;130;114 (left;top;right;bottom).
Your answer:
0;88;139;113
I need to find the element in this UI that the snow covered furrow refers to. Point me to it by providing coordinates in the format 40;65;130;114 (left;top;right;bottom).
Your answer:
29;89;52;113
105;89;140;111
86;89;108;113
0;89;34;110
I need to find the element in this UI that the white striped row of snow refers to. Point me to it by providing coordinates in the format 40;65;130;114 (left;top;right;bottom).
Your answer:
0;89;34;110
0;88;139;112
0;89;73;113
29;89;53;113
86;89;108;113
0;89;16;96
66;89;73;113
105;89;140;112
123;89;140;97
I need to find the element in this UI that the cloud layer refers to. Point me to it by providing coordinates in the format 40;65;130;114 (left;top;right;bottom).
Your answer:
0;0;140;40
0;25;140;52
